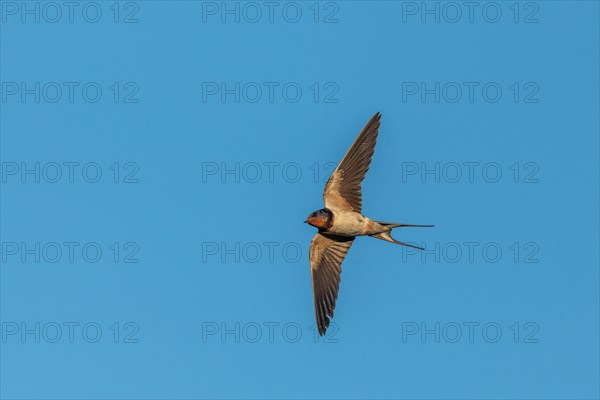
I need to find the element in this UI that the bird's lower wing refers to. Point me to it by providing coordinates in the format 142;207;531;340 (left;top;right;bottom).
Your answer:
309;233;355;335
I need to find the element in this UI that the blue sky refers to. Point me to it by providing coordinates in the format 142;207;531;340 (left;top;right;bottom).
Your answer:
1;1;599;399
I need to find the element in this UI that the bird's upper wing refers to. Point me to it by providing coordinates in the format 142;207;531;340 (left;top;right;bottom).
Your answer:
323;112;381;213
310;232;355;335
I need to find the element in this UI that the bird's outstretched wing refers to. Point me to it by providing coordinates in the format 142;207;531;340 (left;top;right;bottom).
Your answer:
310;232;355;335
323;112;381;213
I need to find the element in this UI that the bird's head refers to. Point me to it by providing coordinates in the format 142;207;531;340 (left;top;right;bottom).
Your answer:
304;208;333;229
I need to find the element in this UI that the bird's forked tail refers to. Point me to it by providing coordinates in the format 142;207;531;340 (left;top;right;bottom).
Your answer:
370;221;434;250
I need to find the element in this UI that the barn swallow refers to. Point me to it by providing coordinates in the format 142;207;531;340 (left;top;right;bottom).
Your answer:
305;112;433;335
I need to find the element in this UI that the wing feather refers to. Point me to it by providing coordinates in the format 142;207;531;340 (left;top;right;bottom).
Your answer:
323;112;381;212
309;233;354;335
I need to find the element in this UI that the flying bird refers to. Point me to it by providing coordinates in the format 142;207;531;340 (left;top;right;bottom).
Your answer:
305;112;433;335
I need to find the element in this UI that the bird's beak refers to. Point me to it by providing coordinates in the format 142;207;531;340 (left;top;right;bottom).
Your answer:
303;219;308;224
